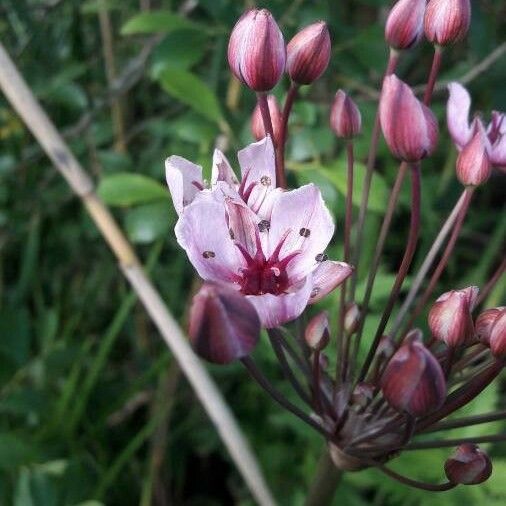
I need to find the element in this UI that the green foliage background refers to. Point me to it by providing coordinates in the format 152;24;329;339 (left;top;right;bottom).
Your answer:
0;0;504;504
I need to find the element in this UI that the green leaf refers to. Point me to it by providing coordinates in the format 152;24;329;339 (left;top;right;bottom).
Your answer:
121;11;202;35
125;202;173;244
318;160;389;213
0;434;33;470
158;69;223;124
97;173;168;207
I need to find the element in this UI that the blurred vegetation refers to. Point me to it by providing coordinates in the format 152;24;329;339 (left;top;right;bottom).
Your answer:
0;0;504;505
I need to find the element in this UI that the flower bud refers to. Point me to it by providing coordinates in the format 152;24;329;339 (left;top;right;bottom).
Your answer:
286;21;331;85
380;75;439;162
456;128;491;186
381;334;446;417
189;283;260;364
428;286;479;347
228;9;286;92
344;302;360;335
352;382;375;408
476;307;505;344
385;0;426;50
424;0;471;46
489;310;506;358
377;334;397;359
251;95;283;145
330;90;362;139
305;311;330;351
444;444;492;485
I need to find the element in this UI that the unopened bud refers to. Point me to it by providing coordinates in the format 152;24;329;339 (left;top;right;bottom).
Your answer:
352;382;375;408
381;334;446;417
189;283;260;364
330;90;362;139
478;307;506;358
380;75;439;162
251;95;283;145
377;334;397;359
286;21;331;85
424;0;471;46
456;129;491;186
476;307;505;344
385;0;426;50
305;311;330;351
228;9;286;92
428;286;478;347
444;444;492;485
344;302;360;335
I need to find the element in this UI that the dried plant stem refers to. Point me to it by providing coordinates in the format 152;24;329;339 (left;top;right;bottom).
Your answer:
0;43;275;506
349;48;399;300
389;190;467;338
351;162;408;379
257;92;286;188
399;187;474;338
424;46;443;105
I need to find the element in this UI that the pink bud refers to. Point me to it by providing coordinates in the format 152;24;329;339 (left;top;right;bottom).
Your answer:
330;90;362;139
286;21;331;85
305;311;330;351
381;334;446;417
489;310;506;358
456;129;491;186
189;283;260;364
444;444;492;485
385;0;426;50
428;286;479;347
476;307;505;345
424;0;471;46
344;302;360;335
251;95;283;145
380;75;439;162
228;9;286;92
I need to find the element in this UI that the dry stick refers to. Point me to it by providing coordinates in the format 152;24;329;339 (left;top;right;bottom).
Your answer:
349;48;399;300
0;43;276;506
389;190;467;338
398;187;474;339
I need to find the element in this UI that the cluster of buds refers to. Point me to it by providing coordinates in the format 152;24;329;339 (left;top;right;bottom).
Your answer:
165;0;505;495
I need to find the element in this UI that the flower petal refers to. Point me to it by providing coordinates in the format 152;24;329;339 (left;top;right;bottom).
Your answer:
447;82;473;149
211;149;239;187
246;276;313;328
175;200;243;282
225;200;260;258
165;156;203;216
490;133;506;168
309;261;353;303
268;184;335;281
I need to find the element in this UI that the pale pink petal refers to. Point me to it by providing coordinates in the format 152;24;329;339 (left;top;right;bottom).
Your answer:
268;184;335;281
247;277;313;328
237;137;277;214
309;261;353;304
175;200;243;283
165;156;203;216
211;149;239;187
225;200;259;258
447;82;473;149
490;134;506;168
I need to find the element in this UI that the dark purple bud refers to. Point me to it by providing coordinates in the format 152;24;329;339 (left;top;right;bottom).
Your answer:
444;444;492;485
228;9;286;92
189;283;260;364
251;95;283;145
424;0;471;47
381;334;446;417
330;90;362;139
305;311;330;351
428;286;478;347
286;21;331;85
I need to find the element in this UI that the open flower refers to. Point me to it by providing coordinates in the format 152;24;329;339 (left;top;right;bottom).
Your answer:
165;137;352;328
447;82;506;170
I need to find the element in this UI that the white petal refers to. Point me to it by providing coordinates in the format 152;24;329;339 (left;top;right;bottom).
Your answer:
165;156;203;216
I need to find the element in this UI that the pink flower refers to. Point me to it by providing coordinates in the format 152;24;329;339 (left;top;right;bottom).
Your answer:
384;0;426;50
380;75;439;162
424;0;471;46
227;9;286;92
447;82;506;170
165;137;353;328
456;128;491;187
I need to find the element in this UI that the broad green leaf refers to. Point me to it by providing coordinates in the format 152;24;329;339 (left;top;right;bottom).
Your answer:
125;202;172;244
121;11;202;35
158;69;223;124
97;173;168;207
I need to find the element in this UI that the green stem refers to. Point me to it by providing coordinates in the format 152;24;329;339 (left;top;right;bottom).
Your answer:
305;450;343;506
